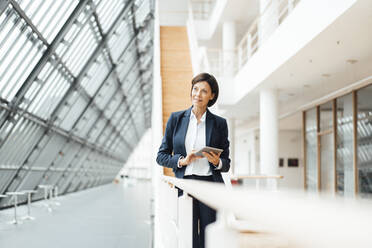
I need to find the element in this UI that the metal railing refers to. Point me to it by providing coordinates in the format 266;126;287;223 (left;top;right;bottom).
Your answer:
189;0;217;20
196;0;301;77
237;0;301;68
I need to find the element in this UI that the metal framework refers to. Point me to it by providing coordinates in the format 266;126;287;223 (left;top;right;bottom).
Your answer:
0;0;154;208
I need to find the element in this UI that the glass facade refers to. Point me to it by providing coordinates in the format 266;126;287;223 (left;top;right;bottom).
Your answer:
0;0;154;208
357;85;372;197
305;108;317;192
319;102;334;193
304;84;372;198
336;94;354;197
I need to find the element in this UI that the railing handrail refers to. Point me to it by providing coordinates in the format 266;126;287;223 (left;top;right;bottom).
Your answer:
231;174;284;180
162;175;372;248
198;0;301;77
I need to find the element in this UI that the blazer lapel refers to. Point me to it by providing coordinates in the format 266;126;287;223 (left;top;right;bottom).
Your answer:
206;109;214;147
179;107;192;155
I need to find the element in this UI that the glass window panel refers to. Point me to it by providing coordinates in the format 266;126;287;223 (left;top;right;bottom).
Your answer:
0;119;43;167
27;65;71;119
357;85;372;198
73;106;99;137
16;170;45;194
111;105;126;126
80;55;110;96
336;94;354;197
95;0;125;33
59;94;89;131
0;9;46;101
0;169;17;196
30;134;66;169
88;118;106;142
305;108;317;192
134;0;150;25
104;92;122;119
56;13;98;76
17;0;79;43
3;169;30;198
319;101;333;131
50;143;79;169
320;132;334;193
95;77;117;110
107;21;133;62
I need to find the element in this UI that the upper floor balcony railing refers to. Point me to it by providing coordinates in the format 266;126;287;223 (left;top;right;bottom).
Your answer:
198;0;301;78
189;0;217;20
237;0;301;68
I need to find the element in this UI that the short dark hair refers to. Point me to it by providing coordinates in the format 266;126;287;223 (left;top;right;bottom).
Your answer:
191;73;219;107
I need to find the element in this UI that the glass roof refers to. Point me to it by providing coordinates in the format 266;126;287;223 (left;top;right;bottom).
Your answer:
0;0;154;208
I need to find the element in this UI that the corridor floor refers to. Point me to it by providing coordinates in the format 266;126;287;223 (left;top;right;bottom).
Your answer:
0;180;152;248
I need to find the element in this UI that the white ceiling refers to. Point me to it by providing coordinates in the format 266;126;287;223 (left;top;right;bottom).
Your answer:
158;0;189;26
222;0;372;130
199;0;260;48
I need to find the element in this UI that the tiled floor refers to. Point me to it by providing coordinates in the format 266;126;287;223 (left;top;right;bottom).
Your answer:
0;180;152;248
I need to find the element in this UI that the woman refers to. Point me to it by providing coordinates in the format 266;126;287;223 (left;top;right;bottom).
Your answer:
156;72;230;248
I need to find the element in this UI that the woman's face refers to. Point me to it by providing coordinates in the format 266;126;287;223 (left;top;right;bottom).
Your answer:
191;81;215;108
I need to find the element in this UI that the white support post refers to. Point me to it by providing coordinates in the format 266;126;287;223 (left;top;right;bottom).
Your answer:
260;89;279;190
222;21;236;77
178;193;193;248
247;33;252;60
206;210;239;248
288;0;294;12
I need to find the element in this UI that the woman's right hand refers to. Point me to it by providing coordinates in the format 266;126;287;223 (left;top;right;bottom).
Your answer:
179;150;202;167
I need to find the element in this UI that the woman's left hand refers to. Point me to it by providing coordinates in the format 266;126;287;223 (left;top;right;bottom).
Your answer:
202;151;221;166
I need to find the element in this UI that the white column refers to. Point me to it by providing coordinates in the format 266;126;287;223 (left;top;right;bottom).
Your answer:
222;21;236;77
152;2;165;247
259;89;279;190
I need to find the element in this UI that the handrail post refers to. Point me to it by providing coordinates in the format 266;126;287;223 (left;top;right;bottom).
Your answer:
247;33;252;60
288;0;294;12
206;210;239;248
178;193;193;248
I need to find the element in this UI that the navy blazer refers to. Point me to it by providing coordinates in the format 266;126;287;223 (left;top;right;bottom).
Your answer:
156;107;230;183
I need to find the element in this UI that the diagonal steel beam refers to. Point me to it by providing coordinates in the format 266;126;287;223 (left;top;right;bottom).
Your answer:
48;1;136;124
0;0;89;131
9;0;89;109
8;0;49;45
129;6;154;128
0;0;9;17
90;6;141;142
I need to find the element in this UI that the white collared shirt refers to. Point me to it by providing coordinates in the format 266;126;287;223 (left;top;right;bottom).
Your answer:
184;111;212;176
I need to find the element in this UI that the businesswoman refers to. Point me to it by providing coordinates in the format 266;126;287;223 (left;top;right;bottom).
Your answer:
156;72;230;248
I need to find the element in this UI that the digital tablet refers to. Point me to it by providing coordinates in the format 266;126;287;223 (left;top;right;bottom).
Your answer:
194;146;223;157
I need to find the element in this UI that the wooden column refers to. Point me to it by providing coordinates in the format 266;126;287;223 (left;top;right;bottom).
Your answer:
160;26;193;177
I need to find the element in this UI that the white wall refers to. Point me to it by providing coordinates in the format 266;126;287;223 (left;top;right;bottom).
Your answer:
234;126;303;190
277;130;304;190
119;129;153;179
